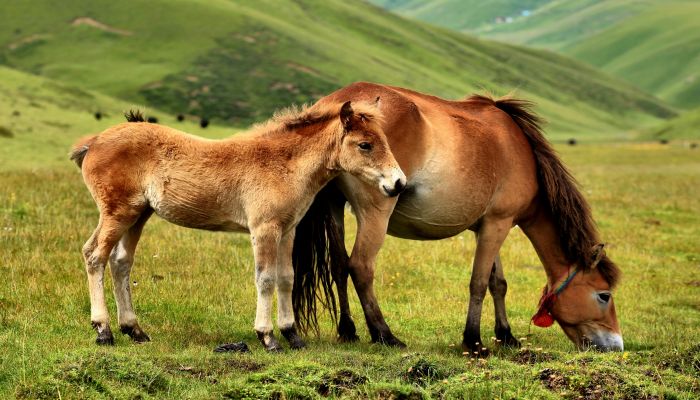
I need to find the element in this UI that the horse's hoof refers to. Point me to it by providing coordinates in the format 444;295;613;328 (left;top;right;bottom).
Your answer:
121;325;151;343
461;341;490;358
281;326;306;350
93;323;114;346
257;330;283;352
373;334;407;348
338;333;360;343
496;328;521;348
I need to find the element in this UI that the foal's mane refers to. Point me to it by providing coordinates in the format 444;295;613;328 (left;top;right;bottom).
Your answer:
468;94;620;287
251;102;384;137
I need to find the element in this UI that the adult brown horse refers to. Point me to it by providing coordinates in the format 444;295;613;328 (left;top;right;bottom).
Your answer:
292;82;622;355
70;101;406;351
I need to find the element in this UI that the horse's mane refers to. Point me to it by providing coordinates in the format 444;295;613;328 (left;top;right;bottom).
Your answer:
467;94;620;287
124;109;145;122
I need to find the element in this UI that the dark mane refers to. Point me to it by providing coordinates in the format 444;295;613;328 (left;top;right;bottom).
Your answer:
124;109;145;123
468;94;620;287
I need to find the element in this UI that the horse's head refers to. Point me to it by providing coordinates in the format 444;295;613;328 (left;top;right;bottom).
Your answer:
533;244;623;351
336;101;406;197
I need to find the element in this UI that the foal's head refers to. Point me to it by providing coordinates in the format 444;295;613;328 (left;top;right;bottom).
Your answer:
535;244;623;351
335;101;406;197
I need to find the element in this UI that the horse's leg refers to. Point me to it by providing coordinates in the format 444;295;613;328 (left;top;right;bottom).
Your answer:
328;197;359;342
276;231;305;349
252;226;283;351
109;209;153;343
347;203;404;346
463;218;512;357
82;216;132;345
488;254;520;347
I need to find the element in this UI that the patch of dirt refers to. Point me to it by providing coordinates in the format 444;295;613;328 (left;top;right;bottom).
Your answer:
512;348;554;364
538;368;569;391
71;17;132;36
686;280;700;287
225;358;264;372
317;369;368;397
644;218;662;226
539;368;661;400
0;126;14;138
7;34;50;50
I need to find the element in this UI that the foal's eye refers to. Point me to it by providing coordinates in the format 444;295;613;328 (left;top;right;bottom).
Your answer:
597;292;611;304
358;142;372;151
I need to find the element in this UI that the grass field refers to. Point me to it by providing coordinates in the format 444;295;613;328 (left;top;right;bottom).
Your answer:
1;120;699;398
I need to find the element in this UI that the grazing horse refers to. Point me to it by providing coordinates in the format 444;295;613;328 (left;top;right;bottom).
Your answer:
70;101;406;351
292;82;623;355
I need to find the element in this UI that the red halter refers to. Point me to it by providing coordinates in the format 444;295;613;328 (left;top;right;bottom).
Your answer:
531;268;578;328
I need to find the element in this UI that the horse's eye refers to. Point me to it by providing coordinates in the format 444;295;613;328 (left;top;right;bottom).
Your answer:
597;292;611;304
358;142;372;151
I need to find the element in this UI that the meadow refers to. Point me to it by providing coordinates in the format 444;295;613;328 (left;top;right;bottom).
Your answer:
1;124;699;399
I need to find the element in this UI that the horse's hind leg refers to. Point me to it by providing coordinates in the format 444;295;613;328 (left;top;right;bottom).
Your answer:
488;254;520;347
83;217;132;345
110;209;153;343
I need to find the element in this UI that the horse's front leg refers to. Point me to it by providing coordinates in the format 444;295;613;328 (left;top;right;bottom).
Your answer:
463;218;512;357
251;226;283;351
276;231;306;349
344;190;404;346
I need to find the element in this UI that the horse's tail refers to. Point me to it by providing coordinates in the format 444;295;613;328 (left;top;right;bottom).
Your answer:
292;184;341;335
69;135;98;168
472;95;618;283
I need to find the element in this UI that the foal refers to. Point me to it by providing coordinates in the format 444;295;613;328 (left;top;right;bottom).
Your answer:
70;101;406;351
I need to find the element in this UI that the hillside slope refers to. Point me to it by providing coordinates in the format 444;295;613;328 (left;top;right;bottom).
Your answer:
383;0;700;109
0;0;673;137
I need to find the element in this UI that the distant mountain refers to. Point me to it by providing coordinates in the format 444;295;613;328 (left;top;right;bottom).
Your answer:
0;0;673;136
373;0;700;109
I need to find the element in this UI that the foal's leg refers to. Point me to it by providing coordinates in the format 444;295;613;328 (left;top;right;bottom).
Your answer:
462;218;512;357
488;254;520;347
252;226;283;351
276;231;305;349
109;210;153;343
83;217;132;345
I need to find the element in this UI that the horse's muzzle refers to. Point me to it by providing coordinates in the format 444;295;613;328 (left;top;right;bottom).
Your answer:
383;178;406;197
588;332;624;352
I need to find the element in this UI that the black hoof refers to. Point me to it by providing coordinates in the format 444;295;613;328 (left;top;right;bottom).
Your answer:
372;334;407;348
93;323;114;346
495;327;521;348
461;340;490;358
214;342;250;353
281;325;306;350
256;330;283;352
120;325;151;343
338;315;359;343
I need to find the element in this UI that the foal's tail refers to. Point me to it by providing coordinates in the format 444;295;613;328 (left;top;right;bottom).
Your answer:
69;135;98;168
292;184;341;336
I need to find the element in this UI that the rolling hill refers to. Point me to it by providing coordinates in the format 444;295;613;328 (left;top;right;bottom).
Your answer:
0;0;674;138
374;0;700;109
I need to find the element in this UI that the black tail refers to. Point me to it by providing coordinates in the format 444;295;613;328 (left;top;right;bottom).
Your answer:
292;184;342;335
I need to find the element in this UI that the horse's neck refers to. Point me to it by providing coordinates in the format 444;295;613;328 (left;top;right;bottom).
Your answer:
521;209;576;288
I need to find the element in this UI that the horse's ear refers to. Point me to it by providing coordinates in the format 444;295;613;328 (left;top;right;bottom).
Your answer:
340;101;354;132
591;243;606;269
374;96;381;108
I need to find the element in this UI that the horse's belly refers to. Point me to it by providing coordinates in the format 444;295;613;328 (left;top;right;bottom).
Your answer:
387;177;490;240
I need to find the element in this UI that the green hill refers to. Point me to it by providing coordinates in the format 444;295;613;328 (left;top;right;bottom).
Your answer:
0;66;236;171
0;0;673;138
644;107;700;141
376;0;700;109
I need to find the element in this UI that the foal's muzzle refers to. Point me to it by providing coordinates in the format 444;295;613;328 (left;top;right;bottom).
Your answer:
380;168;407;197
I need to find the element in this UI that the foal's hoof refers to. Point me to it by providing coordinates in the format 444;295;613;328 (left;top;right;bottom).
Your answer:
93;323;114;346
121;325;151;343
462;341;490;358
281;326;306;350
257;330;283;352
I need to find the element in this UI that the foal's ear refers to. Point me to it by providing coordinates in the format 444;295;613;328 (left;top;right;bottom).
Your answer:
340;101;354;132
590;243;606;269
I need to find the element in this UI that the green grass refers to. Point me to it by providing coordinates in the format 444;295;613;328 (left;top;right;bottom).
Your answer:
0;0;674;134
1;140;699;399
